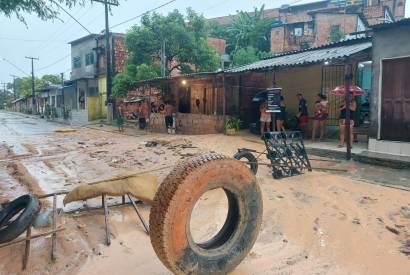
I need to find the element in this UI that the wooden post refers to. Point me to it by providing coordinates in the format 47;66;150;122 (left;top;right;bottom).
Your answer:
344;63;353;160
51;194;57;261
22;226;31;270
102;195;111;246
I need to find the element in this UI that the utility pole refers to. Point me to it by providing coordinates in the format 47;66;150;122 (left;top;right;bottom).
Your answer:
61;72;64;106
10;75;18;100
25;56;39;114
93;0;118;121
0;83;7;110
161;40;166;77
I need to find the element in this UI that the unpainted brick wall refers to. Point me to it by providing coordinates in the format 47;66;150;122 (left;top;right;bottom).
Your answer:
150;113;225;135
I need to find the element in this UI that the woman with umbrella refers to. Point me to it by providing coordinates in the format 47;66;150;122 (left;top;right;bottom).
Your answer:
333;85;364;148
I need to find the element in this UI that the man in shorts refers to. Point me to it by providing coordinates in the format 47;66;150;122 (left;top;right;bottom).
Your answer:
164;101;174;133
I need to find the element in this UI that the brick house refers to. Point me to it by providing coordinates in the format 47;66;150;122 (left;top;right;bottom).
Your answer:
209;0;406;53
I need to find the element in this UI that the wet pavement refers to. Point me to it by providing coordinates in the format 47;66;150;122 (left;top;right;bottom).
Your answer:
1;110;409;206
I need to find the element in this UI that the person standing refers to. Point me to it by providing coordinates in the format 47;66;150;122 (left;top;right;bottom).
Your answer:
164;101;174;134
276;96;286;132
260;101;271;138
311;94;328;141
116;103;125;133
338;93;357;148
138;100;148;129
297;93;309;137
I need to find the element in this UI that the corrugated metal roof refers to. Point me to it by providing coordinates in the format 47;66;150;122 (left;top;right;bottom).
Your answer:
228;41;372;73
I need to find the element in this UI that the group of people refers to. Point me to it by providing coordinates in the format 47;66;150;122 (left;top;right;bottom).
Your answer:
116;100;175;133
259;92;357;147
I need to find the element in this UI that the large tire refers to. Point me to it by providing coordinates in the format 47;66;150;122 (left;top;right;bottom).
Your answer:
150;154;263;275
0;194;41;244
234;150;258;175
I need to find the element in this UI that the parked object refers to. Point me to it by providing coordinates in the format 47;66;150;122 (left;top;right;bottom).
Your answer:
63;172;158;206
150;154;263;274
0;194;41;244
235;131;312;179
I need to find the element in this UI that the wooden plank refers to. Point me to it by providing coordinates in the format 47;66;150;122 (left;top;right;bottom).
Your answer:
0;228;65;248
51;194;57;262
102;195;111;246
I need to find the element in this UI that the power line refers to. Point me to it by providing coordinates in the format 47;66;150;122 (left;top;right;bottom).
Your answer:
51;0;93;34
0;37;67;43
111;0;178;29
37;54;71;71
1;58;30;76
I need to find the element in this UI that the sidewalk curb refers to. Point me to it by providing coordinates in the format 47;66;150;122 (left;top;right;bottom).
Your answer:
306;147;410;169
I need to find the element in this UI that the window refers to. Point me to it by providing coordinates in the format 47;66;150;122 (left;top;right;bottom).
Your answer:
330;25;341;35
73;56;81;69
292;27;303;36
85;52;94;66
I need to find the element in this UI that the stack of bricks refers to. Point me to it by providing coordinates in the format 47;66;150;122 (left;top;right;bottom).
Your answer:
149;113;225;135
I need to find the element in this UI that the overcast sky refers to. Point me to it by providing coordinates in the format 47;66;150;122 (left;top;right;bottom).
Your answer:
0;0;409;83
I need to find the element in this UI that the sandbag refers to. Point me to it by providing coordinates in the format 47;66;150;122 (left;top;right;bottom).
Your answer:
63;172;158;206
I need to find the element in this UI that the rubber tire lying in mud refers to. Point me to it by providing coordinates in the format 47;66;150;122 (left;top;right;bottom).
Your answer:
149;153;263;275
233;150;258;175
0;194;41;244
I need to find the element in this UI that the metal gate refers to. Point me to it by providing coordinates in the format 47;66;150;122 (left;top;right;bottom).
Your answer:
321;65;345;125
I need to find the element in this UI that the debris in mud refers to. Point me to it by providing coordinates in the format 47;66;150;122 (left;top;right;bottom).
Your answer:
94;141;111;147
55;128;77;133
359;196;378;204
385;225;400;235
352;218;361;225
400;240;410;256
400;206;410;219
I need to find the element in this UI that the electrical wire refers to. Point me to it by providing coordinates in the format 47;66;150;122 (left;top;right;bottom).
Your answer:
37;54;71;71
50;0;93;34
1;58;30;77
111;0;178;29
0;37;67;43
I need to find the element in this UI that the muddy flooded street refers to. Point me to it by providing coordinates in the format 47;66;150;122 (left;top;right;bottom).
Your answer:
0;111;409;275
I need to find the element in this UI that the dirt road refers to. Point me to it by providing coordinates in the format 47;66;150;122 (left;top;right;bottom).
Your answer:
0;112;409;274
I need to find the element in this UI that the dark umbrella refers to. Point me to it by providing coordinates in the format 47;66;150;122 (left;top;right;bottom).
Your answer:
252;90;269;102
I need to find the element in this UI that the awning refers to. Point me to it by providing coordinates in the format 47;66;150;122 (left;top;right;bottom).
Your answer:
228;39;372;73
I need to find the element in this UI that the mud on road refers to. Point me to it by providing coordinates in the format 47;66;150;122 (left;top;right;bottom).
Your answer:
0;112;409;275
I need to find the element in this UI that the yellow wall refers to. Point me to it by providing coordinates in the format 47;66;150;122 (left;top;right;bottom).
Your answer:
274;65;323;118
98;76;108;118
88;96;102;121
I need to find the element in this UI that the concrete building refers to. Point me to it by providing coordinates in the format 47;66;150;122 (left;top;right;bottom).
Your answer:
368;18;410;156
68;33;127;123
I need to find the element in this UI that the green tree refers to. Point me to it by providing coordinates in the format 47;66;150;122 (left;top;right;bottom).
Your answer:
41;74;61;85
112;73;135;98
233;47;260;66
209;5;273;65
125;9;219;76
0;0;85;24
135;64;161;81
